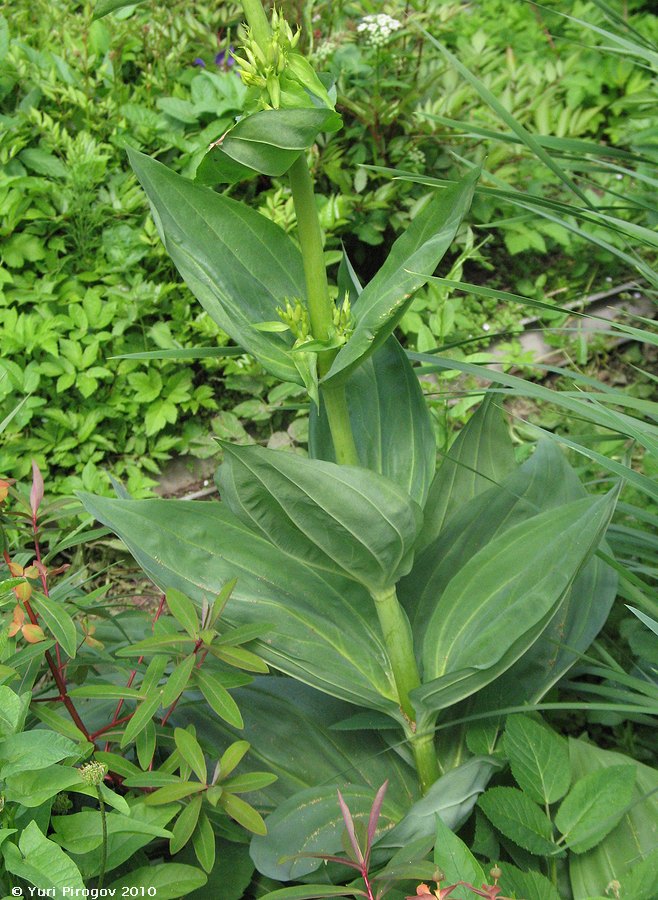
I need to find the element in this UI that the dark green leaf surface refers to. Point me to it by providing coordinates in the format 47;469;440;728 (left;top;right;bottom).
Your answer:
309;336;436;506
504;715;570;806
218;444;422;591
108;863;207;899
127;150;304;384
196;108;341;184
379;756;501;848
183;678;418;812
30;594;78;659
478;787;556;856
419;393;515;549
250;783;406;880
433;814;485;887
415;492;616;715
323;171;478;384
79;494;399;714
194;668;243;729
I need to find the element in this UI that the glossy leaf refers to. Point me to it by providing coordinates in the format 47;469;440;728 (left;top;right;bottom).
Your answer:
503;715;570;806
555;765;636;853
170;794;203;855
30;594;77;659
323;170;478;385
161;654;196;707
166;588;199;638
79;493;400;715
378;756;501;848
107;863;207;899
197;108;341;184
194;669;243;729
185;678;418;813
120;690;162;749
404;441;617;706
309;336;436;506
478;787;555;856
250;784;405;880
217;444;422;591
175;728;207;784
127;149;304;384
219;792;266;834
433;814;485;887
415;492;616;716
419;393;515;549
3;821;85;894
192;812;216;873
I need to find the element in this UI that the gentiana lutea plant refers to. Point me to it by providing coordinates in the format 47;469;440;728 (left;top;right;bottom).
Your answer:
82;0;619;885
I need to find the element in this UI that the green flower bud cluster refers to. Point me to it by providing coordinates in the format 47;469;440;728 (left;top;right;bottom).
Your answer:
332;295;354;340
79;760;108;786
235;6;334;112
277;298;311;341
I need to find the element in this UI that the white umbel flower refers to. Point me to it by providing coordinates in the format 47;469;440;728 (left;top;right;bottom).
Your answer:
356;13;403;47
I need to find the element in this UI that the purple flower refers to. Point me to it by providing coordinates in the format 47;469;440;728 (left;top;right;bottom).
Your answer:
193;57;206;67
215;47;235;69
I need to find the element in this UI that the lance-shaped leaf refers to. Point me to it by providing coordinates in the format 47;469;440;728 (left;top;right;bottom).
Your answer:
217;444;423;592
414;492;616;719
197;107;342;185
78;494;400;716
402;442;617;706
323;170;478;385
127;149;304;385
419;392;515;550
309;336;436;506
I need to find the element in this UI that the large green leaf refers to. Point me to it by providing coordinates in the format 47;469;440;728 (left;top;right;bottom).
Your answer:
2;821;85;896
184;678;418;812
196;108;342;184
217;444;422;592
478;787;556;856
555;765;636;854
309;336;436;506
379;756;501;848
503;715;570;807
250;783;405;880
323;171;478;385
414;491;616;717
419;393;515;550
401;442;617;704
78;494;400;716
127;150;304;384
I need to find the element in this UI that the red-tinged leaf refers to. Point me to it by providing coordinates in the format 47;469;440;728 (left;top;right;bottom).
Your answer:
366;780;388;861
30;460;44;520
22;623;46;643
337;788;363;865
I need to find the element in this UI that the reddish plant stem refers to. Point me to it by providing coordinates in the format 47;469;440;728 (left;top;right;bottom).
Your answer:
104;593;167;751
4;548;92;742
160;637;204;728
91;713;133;741
33;527;64;676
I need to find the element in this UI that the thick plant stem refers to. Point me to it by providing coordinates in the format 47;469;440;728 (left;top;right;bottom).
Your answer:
373;587;440;792
288;155;334;347
288;153;359;465
240;0;271;50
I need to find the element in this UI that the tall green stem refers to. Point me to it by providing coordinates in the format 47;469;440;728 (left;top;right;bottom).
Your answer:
240;0;271;50
373;587;440;792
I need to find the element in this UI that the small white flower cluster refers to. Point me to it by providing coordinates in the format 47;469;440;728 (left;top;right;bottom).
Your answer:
356;13;402;48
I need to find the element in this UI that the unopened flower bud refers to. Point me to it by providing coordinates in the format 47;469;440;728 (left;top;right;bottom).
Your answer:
79;761;108;786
